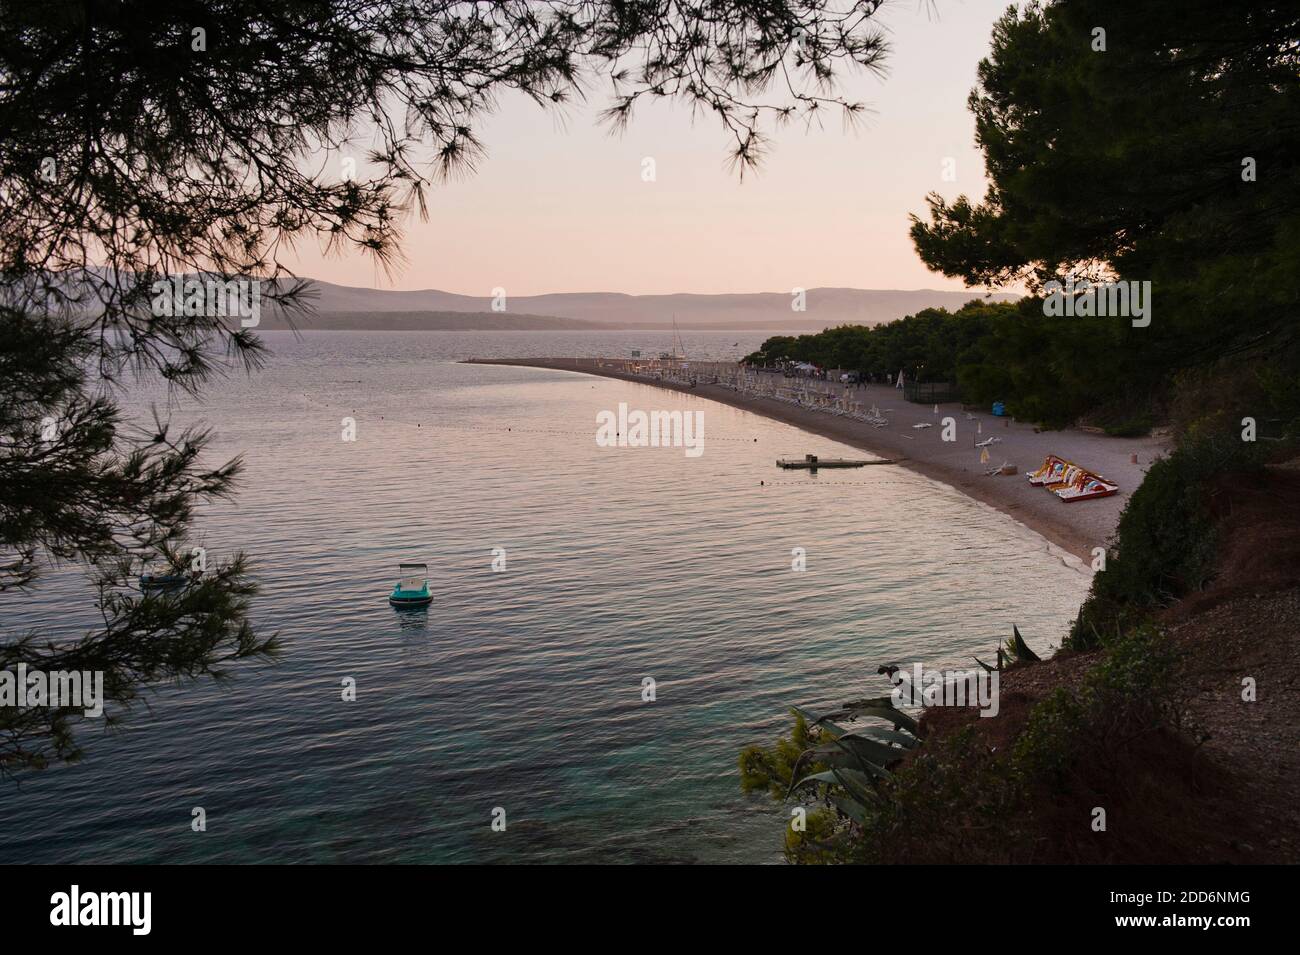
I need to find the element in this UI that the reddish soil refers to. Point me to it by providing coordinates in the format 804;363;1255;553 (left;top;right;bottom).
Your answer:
916;461;1300;863
1183;467;1300;613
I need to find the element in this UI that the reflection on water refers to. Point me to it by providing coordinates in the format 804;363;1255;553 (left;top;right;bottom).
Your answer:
394;607;430;633
0;331;1090;863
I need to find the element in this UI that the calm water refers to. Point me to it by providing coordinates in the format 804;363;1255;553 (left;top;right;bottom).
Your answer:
1;331;1090;863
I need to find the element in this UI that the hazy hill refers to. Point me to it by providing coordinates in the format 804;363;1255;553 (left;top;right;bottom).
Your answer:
285;280;1018;330
252;310;607;331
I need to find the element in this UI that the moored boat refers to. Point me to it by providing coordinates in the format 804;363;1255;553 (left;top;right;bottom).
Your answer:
1027;455;1119;501
1055;472;1120;502
1027;454;1068;486
389;562;433;608
139;562;190;590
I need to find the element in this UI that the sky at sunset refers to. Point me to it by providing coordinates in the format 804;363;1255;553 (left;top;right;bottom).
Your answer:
285;0;1013;297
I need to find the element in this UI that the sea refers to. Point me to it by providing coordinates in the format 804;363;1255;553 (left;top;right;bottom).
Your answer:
0;330;1091;863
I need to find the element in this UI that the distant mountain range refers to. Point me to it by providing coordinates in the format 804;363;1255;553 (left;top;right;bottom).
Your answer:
16;272;1015;331
256;310;607;331
272;280;1018;331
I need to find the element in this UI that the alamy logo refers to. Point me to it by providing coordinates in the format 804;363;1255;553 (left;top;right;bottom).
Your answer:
1042;277;1151;327
150;275;261;327
0;664;103;717
50;885;151;935
890;664;999;717
595;402;704;457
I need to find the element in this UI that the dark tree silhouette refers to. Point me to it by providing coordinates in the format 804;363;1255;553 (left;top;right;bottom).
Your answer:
0;1;889;770
909;0;1299;363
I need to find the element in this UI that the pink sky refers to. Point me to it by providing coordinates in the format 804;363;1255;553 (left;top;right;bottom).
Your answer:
284;0;1011;297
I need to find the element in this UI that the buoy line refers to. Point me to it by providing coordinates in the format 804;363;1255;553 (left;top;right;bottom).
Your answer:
296;392;764;441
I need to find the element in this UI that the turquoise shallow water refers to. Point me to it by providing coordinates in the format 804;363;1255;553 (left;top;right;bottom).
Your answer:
0;331;1090;863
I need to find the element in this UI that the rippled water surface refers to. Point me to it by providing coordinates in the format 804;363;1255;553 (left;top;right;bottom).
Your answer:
1;331;1090;863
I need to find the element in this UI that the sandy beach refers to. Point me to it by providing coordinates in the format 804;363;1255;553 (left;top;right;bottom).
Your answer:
468;357;1170;563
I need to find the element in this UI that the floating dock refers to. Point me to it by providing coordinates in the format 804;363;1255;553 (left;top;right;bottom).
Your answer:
777;454;898;470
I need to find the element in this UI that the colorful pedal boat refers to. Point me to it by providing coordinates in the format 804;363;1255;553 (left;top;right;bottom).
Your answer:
1027;455;1069;486
1047;464;1085;491
1055;472;1119;502
1028;455;1119;502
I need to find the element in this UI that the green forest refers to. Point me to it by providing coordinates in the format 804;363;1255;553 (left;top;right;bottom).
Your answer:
746;0;1298;436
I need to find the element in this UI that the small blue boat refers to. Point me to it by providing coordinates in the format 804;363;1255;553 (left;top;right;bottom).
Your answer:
389;562;433;608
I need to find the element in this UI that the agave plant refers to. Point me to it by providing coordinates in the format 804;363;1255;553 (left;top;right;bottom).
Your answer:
783;696;921;828
751;631;1039;857
975;624;1041;672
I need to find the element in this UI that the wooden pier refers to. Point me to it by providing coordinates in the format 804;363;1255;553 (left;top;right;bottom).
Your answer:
776;454;898;470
